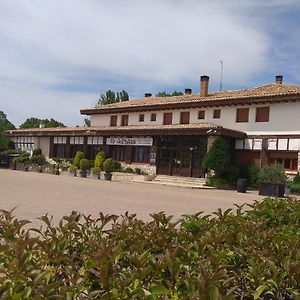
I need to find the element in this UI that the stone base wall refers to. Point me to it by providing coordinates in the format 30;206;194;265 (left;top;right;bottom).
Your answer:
120;162;156;175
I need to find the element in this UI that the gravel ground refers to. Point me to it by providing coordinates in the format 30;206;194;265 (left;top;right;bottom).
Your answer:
0;169;263;227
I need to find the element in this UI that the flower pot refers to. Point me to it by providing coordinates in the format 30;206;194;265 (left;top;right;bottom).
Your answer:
259;183;285;197
104;172;112;181
79;170;88;178
237;178;247;193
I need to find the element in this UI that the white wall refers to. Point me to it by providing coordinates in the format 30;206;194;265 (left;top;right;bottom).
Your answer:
89;101;300;135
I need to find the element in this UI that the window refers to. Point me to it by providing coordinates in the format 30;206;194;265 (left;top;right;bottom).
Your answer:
198;110;205;119
110;115;117;126
121;114;129;126
139;114;144;122
151;113;156;121
133;146;150;163
236;108;249;123
256;107;269;122
111;146;125;161
213;109;221;119
163;113;172;125
180;112;190;124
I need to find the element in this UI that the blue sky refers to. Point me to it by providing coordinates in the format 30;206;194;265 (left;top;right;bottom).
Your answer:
0;0;300;126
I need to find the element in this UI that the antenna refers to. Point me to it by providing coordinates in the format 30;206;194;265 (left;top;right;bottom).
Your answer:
219;60;223;91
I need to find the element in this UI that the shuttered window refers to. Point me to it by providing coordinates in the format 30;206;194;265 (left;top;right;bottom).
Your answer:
139;114;144;122
236;108;249;123
256;107;269;122
150;113;156;121
163;113;172;125
198;110;205;119
110;115;117;126
180;112;190;124
213;109;221;119
121;115;129;126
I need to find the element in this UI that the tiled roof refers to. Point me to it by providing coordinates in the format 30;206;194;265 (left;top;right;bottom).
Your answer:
81;83;300;114
6;123;246;138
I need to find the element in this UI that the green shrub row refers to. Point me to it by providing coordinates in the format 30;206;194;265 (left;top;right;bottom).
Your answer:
0;197;299;299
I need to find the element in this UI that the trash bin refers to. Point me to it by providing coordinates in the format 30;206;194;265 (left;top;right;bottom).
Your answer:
237;178;247;193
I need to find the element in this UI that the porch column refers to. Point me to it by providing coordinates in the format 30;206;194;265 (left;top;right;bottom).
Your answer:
260;138;268;167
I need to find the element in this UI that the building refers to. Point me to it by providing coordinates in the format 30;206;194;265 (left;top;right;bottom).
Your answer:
6;75;300;176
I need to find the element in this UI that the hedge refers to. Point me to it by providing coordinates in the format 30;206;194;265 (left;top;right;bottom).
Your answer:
0;197;299;299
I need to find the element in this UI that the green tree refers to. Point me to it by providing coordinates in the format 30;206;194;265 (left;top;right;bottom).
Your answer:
0;111;15;149
84;117;91;127
97;89;129;105
202;137;230;177
156;91;183;97
20;118;64;129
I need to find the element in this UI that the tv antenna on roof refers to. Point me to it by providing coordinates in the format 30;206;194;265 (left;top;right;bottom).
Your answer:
219;60;223;91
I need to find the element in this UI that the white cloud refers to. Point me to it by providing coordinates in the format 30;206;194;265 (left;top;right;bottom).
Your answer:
0;0;299;125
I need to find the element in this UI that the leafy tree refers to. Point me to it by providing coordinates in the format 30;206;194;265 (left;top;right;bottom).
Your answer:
19;118;64;129
202;136;230;177
156;91;183;97
0;111;15;149
97;89;129;105
84;117;91;127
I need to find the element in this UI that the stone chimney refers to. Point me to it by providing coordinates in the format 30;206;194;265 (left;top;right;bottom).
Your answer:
275;75;283;84
185;88;192;95
39;121;45;128
200;75;209;97
145;93;152;98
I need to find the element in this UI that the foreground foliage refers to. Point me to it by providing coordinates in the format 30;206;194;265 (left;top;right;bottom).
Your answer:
0;198;300;299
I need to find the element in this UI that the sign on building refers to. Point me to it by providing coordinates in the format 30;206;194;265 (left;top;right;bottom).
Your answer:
106;137;153;146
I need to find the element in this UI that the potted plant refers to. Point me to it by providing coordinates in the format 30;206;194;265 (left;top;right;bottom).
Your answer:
258;164;287;197
94;151;106;171
79;159;90;178
68;164;77;177
90;166;101;179
103;158;114;181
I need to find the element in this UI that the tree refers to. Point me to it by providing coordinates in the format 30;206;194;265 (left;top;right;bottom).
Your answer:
84;117;91;127
202;137;230;177
97;89;129;105
156;91;183;97
0;111;15;149
20;118;64;129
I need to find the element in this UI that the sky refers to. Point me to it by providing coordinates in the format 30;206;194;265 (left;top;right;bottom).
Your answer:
1;0;300;127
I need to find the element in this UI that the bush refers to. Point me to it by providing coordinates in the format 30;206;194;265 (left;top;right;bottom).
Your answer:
73;151;84;168
293;172;300;184
113;160;121;172
68;164;77;173
79;159;90;171
202;137;230;177
135;167;142;174
1;197;300;299
124;166;135;173
206;176;232;189
258;164;287;184
90;166;101;175
30;154;46;166
32;148;42;156
94;151;106;170
103;158;114;173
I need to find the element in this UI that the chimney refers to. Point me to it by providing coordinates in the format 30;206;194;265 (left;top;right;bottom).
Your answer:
39;121;45;129
200;75;209;97
185;88;192;95
145;93;152;98
275;75;283;84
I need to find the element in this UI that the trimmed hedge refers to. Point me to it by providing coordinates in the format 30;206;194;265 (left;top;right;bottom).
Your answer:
0;198;299;299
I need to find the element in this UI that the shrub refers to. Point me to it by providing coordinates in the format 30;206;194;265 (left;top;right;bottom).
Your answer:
68;164;77;173
206;176;231;189
124;166;135;173
258;164;287;184
30;154;46;166
79;158;90;171
32;148;42;156
18;151;30;163
73;151;84;168
1;198;300;299
135;167;141;174
202;137;230;177
103;158;114;173
94;151;106;170
293;172;300;184
113;160;121;172
90;166;101;175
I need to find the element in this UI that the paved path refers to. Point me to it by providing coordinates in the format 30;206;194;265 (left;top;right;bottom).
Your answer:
0;169;263;226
